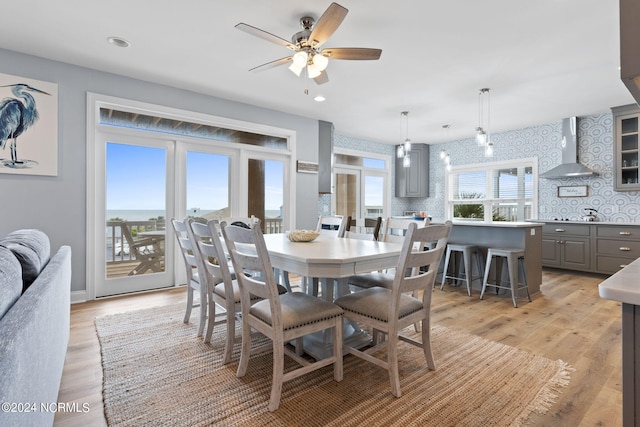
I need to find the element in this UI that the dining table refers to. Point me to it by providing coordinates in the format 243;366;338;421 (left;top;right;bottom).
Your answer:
262;232;403;359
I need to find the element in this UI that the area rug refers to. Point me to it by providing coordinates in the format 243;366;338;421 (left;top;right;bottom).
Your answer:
96;304;572;427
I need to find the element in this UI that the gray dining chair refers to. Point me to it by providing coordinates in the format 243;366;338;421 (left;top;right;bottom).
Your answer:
171;218;212;338
334;221;452;397
221;221;344;412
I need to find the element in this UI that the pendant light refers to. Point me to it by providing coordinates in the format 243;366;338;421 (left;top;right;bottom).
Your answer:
476;88;489;146
475;88;494;157
440;124;452;171
397;111;412;167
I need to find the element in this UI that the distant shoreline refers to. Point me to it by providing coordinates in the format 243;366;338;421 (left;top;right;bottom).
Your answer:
106;209;281;221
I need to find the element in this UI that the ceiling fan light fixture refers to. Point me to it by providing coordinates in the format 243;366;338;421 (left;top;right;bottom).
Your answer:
307;63;322;78
312;53;329;71
292;51;308;67
288;62;304;76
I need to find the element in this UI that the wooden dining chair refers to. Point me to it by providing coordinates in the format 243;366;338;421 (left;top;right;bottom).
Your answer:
345;216;382;241
171;218;211;338
347;217;429;290
221;221;344;412
334;221;452;397
315;215;347;237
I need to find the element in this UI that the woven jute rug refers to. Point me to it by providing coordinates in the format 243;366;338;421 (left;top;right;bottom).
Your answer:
96;303;572;427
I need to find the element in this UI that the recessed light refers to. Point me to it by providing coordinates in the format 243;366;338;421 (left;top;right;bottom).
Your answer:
314;95;326;102
107;37;131;48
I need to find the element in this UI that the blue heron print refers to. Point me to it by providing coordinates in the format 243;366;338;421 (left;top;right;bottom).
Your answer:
0;83;51;167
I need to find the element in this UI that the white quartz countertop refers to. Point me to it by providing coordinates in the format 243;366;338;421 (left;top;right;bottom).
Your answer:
529;220;640;226
430;219;542;228
599;257;640;305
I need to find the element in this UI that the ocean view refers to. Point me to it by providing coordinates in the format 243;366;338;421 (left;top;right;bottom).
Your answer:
106;209;282;222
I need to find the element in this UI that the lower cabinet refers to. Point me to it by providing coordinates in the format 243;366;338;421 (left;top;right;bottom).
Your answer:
542;222;640;275
542;224;591;271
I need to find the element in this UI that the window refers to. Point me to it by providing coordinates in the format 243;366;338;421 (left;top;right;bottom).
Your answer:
446;158;537;222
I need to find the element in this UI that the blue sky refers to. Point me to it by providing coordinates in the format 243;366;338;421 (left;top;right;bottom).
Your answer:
107;143;283;211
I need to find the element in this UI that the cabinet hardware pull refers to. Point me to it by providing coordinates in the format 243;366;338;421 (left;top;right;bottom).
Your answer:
555;228;565;232
619;247;631;251
619;231;632;236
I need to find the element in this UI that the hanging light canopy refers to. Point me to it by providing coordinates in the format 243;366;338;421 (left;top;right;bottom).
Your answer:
397;111;412;167
475;88;494;157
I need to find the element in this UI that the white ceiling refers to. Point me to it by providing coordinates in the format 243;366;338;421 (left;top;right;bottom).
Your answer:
0;0;635;144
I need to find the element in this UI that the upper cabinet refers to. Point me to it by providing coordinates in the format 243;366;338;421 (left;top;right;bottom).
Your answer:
395;143;429;197
613;104;640;191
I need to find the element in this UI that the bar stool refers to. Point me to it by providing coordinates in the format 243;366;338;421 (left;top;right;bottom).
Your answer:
440;244;484;296
480;248;531;308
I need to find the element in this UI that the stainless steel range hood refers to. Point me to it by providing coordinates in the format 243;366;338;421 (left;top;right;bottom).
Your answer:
620;0;640;105
539;117;597;179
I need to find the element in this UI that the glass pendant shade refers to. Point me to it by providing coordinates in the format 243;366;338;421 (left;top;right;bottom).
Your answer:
403;154;411;167
485;142;494;157
396;145;404;158
440;148;446;159
476;127;487;146
404;138;411;152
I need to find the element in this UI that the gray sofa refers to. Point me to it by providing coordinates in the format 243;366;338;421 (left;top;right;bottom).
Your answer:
0;229;72;427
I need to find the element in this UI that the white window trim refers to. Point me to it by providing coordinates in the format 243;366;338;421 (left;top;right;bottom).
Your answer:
86;93;297;300
332;147;391;219
444;156;538;222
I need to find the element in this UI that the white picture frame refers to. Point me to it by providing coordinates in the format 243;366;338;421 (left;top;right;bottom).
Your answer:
0;73;58;176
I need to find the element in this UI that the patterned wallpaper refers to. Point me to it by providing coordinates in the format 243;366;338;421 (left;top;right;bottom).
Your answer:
322;111;640;223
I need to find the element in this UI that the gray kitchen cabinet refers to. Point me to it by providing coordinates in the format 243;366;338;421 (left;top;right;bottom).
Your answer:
541;222;640;275
542;223;591;271
595;225;640;274
395;143;429;197
613;104;640;191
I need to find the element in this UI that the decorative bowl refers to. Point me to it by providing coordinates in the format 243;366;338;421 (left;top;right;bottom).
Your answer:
287;230;320;242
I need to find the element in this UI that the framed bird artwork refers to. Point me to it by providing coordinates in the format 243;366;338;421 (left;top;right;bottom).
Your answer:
0;73;58;176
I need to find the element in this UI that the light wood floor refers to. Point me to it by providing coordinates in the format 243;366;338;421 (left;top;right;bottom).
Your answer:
54;269;622;426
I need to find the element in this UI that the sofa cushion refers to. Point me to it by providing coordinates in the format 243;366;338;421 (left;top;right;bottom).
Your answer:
0;246;22;319
0;229;50;292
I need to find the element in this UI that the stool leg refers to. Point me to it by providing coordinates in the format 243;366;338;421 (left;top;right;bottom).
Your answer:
440;247;452;290
520;257;532;302
494;257;503;295
463;248;472;296
480;254;492;300
507;253;519;308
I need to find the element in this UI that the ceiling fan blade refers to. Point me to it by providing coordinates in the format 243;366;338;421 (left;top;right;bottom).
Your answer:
235;23;295;50
313;71;329;85
322;47;382;60
249;56;292;72
308;2;348;47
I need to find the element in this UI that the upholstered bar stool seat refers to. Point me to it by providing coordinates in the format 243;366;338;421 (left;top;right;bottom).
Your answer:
440;244;484;296
480;248;531;308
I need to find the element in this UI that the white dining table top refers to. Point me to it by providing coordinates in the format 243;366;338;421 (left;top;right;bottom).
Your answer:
262;233;403;279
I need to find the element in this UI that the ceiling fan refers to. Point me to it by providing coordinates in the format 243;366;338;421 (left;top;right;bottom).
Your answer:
235;2;382;85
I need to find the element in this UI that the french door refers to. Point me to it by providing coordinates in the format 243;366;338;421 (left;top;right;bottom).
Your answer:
91;131;290;298
96;132;175;297
334;166;387;220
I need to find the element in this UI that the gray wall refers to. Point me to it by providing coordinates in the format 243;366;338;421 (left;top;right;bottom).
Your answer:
0;48;320;294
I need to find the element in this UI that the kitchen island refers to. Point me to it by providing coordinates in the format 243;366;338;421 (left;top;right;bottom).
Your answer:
435;220;543;295
599;258;640;427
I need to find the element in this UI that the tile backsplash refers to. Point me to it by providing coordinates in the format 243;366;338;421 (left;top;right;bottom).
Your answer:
323;111;640;224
